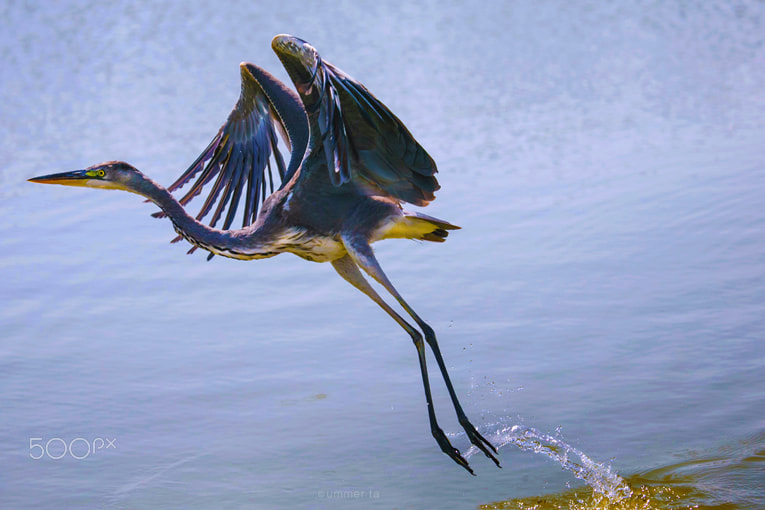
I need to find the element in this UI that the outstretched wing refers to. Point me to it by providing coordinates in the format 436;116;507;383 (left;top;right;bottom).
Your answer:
154;63;308;254
312;59;440;206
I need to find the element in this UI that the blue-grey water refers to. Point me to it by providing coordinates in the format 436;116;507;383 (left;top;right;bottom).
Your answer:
2;1;764;509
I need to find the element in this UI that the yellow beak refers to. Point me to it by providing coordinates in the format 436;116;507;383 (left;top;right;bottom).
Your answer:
28;170;93;187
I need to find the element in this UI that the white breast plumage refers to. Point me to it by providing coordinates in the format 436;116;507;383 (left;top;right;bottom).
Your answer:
267;227;346;262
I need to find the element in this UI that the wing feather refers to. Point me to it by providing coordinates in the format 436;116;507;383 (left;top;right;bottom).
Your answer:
311;59;440;206
154;63;308;248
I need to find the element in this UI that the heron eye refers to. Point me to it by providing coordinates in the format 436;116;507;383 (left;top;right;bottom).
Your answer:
97;169;105;177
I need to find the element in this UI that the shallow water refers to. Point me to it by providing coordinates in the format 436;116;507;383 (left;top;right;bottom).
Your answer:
481;433;765;509
2;1;765;509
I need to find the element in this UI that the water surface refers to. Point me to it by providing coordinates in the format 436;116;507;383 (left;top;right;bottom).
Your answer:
2;1;764;508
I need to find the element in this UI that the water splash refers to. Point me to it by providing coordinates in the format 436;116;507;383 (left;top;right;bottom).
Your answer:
464;423;632;501
478;438;765;510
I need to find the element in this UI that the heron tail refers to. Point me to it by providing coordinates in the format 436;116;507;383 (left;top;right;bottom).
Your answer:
386;211;460;243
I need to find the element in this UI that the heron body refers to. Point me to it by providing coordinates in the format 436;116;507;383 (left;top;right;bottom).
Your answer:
29;35;499;473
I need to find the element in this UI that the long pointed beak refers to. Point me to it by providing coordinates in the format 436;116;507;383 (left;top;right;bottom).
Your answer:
28;170;91;187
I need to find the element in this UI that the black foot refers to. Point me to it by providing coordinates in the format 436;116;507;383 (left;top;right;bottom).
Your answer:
460;418;501;468
433;427;475;475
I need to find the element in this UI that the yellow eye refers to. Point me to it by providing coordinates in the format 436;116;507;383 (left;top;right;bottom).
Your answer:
97;169;105;177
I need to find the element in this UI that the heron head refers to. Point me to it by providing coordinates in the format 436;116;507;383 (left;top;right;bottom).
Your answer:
28;161;145;193
271;34;323;98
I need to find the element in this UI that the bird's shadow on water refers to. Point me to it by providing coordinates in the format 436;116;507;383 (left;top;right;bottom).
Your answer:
465;421;764;510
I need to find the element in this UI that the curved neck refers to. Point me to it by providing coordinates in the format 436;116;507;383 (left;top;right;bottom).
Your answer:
133;174;261;259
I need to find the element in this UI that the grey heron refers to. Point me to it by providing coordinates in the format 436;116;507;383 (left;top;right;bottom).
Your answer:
28;34;500;474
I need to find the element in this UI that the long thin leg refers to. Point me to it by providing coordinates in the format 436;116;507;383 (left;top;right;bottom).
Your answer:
341;235;501;467
331;255;475;474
